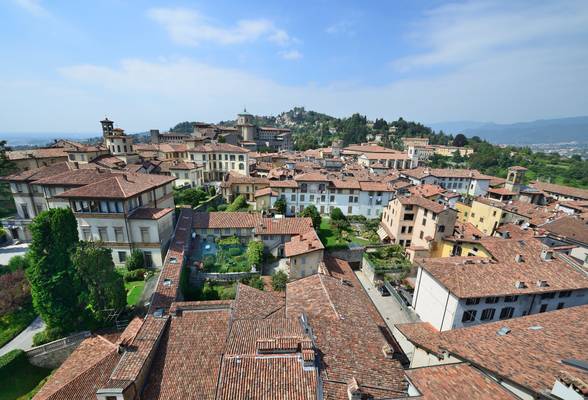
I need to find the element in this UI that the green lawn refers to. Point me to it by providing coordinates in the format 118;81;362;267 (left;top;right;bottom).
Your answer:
125;280;145;306
0;304;37;348
318;218;350;250
0;350;52;400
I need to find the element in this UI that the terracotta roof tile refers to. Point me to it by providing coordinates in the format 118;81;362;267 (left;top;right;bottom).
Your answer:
128;208;174;220
398;195;448;214
56;173;175;199
406;364;517;399
532;181;588;200
285;229;324;257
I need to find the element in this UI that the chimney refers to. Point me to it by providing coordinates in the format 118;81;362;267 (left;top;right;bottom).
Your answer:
515;254;524;263
382;344;394;359
540;248;553;261
347;377;362;400
502;231;511;239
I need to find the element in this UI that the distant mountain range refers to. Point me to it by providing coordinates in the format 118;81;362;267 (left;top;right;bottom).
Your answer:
429;116;588;145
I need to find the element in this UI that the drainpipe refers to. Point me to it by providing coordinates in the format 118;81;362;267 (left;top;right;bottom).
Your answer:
439;290;451;331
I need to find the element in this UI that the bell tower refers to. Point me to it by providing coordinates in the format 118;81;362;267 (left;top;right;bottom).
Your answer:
505;166;527;194
100;117;114;140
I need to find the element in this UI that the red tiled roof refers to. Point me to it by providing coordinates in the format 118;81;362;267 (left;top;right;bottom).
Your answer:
232;284;285;320
128;208;174;220
541;215;588;245
192;212;262;229
330;179;361;189
398;195;448;214
294;172;330;182
191;143;249;153
255;217;314;235
343;144;398;154
7;147;68;160
269;179;298;188
253;187;278;197
532;181;588;200
56;173;175;199
418;256;588;298
409;183;445;198
286;258;407;399
406;364;517;399
285;230;324;257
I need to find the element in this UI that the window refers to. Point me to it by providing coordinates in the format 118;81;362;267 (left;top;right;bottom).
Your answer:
557;302;565;310
419;231;424;239
291;194;296;201
300;194;305;202
465;297;481;305
239;155;244;161
499;307;514;320
401;226;406;234
349;195;354;203
310;195;314;202
485;297;499;304
559;290;572;298
330;195;335;202
540;292;555;300
407;226;413;234
539;304;548;313
481;308;495;321
114;227;124;242
144;251;153;268
461;310;477;323
504;295;518;303
98;227;108;242
403;214;414;221
347;206;352;214
118;252;126;263
20;204;30;219
140;227;150;243
82;227;92;241
422;218;427;226
492;211;497;216
405;240;411;247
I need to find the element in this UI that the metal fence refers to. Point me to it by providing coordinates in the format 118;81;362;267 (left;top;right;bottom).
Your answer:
26;331;91;357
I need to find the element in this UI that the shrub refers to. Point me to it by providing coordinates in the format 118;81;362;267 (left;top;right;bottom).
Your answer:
203;256;216;271
124;269;146;283
248;275;265;291
330;207;345;221
227;247;242;257
6;254;29;273
271;271;288;291
246;241;264;268
273;198;287;214
0;349;24;369
125;250;145;271
220;285;236;300
217;204;228;212
32;327;62;346
226;195;248;212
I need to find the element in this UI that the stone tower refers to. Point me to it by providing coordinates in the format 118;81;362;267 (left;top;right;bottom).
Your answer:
237;108;255;142
100;117;114;141
505;166;527;193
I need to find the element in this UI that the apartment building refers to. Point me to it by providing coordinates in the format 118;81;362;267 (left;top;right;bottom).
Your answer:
402;167;492;196
261;173;398;218
396;306;588;400
532;181;588;202
1;164;176;267
187;142;250;181
357;151;414;169
379;195;457;259
220;173;269;202
411;255;588;332
6;147;69;172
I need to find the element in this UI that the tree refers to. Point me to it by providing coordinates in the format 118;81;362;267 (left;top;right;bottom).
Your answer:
126;249;145;271
0;269;30;314
174;187;208;207
71;241;126;324
271;271;288;291
26;208;84;335
246;240;264;268
330;207;345;221
273;197;287;214
299;204;321;229
226;194;248;211
452;134;468;147
247;275;265;291
451;150;465;164
0;140;16;176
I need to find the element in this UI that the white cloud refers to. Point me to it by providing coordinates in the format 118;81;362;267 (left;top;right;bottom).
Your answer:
13;0;49;17
325;20;356;36
279;50;303;60
147;7;293;47
393;0;588;70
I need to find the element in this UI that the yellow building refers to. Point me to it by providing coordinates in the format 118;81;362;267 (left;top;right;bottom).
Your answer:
466;198;505;235
455;201;472;223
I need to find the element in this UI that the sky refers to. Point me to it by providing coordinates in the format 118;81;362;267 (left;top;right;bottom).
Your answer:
1;0;588;135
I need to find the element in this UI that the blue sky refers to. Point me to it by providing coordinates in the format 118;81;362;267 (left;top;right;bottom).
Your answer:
1;0;588;134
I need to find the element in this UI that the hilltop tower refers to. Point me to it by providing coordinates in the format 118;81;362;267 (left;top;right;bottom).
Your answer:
100;117;114;140
237;108;255;142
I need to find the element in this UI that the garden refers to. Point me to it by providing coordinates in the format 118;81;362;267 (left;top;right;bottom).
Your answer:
200;237;263;274
363;245;412;281
318;208;381;250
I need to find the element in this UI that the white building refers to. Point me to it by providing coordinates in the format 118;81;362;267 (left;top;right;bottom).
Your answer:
186;142;250;182
411;256;588;331
402;167;491;197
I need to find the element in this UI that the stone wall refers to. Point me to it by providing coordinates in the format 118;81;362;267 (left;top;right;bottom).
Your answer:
26;331;91;369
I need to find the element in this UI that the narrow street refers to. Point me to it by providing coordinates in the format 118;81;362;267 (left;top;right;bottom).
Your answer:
354;270;420;357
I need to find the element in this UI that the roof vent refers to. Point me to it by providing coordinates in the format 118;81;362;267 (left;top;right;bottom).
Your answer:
536;280;549;288
169;257;177;264
515;254;524;263
497;327;511;336
153;308;165;318
163;279;172;287
540;248;554;261
515;281;527;289
528;325;543;331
